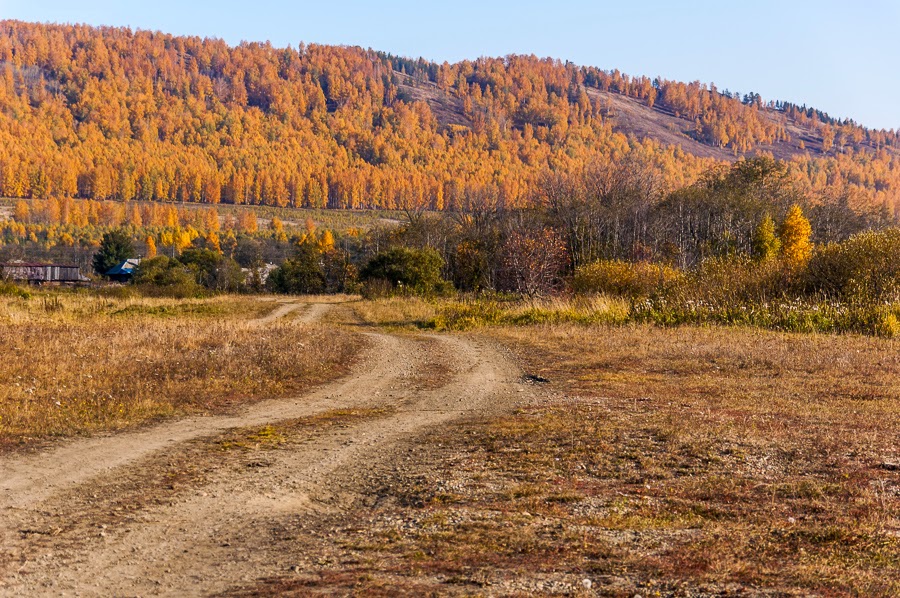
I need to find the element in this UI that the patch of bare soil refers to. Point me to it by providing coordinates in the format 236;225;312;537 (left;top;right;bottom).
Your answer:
394;72;472;130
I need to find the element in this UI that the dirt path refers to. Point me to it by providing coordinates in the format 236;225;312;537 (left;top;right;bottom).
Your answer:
0;301;530;596
251;300;305;325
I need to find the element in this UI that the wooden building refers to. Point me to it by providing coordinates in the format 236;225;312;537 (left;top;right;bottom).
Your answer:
0;262;90;284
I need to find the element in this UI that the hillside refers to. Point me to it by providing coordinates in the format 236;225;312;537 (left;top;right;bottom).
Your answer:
0;20;897;216
396;66;892;163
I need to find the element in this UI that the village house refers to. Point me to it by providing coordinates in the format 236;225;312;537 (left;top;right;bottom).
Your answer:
0;262;90;285
105;258;142;283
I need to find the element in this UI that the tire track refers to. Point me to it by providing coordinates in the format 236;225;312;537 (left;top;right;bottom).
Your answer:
0;302;528;596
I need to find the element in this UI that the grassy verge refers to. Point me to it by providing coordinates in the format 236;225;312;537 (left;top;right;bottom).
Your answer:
631;296;900;338
351;295;629;331
0;290;361;449
351;293;900;338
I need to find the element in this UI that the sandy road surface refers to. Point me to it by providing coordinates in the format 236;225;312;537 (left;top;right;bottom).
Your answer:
0;301;528;596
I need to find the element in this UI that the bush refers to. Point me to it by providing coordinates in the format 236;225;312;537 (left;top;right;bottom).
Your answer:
360;247;453;298
876;312;900;339
574;260;681;298
0;280;31;299
267;242;325;294
132;256;205;298
676;256;791;305
498;228;568;297
178;248;245;292
804;228;900;303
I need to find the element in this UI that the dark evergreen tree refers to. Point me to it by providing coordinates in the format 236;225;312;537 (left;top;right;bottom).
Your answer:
93;229;135;275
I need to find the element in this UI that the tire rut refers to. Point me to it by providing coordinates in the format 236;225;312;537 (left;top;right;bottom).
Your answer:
0;302;528;596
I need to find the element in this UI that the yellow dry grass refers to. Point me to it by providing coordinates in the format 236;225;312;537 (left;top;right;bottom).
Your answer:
350;296;438;330
0;291;360;449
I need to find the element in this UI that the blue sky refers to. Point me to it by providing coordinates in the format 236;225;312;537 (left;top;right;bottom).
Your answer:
3;0;898;129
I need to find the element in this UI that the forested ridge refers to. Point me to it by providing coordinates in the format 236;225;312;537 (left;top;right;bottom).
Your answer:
0;19;898;220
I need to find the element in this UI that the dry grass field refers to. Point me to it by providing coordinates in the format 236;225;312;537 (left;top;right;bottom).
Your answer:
2;292;898;595
0;291;360;450
471;325;900;593
259;314;900;596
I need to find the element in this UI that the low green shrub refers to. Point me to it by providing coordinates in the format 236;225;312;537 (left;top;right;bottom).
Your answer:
132;256;206;298
360;247;454;298
0;280;31;300
267;242;325;294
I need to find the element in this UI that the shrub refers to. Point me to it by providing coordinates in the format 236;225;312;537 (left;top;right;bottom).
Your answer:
267;242;326;294
179;248;245;292
876;312;900;339
676;255;790;305
804;228;900;303
0;280;31;300
574;260;681;298
360;247;453;298
132;256;205;298
498;228;568;298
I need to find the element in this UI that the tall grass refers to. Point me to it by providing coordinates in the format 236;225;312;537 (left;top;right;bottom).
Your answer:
0;292;360;448
426;295;630;331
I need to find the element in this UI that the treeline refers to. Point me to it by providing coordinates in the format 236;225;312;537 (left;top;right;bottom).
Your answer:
3;157;896;295
0;20;898;217
0;196;323;275
345;157;895;296
3;154;889;335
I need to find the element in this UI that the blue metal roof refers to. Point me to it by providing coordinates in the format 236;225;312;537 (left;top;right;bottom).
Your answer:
105;259;141;276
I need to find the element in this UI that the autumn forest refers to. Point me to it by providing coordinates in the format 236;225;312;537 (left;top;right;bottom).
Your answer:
0;19;898;218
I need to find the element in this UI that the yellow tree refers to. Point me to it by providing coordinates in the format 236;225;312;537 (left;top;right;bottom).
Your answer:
174;230;192;253
145;235;157;258
821;125;835;153
779;205;812;267
318;229;335;253
205;231;222;253
237;211;258;233
13;200;29;223
270;217;287;242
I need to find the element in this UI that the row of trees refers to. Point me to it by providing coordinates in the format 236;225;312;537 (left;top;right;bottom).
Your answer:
71;154;897;313
12;154;878;303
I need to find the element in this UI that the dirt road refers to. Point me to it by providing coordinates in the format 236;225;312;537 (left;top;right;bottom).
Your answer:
0;301;530;596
